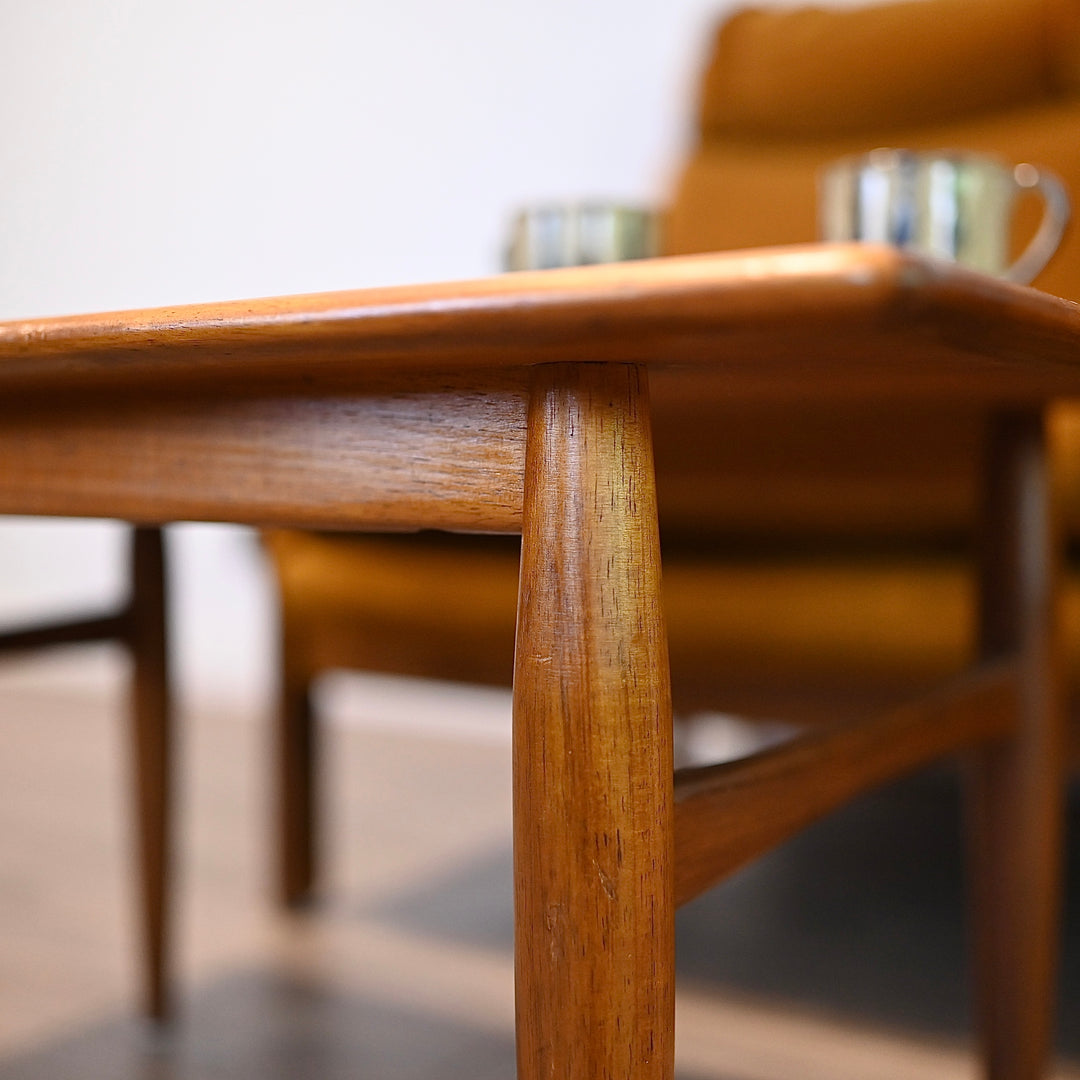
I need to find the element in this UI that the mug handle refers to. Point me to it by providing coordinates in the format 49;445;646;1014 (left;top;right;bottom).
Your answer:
1004;163;1071;285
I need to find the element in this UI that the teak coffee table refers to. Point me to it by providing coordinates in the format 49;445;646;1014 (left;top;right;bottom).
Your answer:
1;243;1075;1079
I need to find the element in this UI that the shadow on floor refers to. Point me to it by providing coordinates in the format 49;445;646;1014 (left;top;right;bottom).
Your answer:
0;969;729;1080
11;770;1074;1079
0;970;516;1080
369;767;1080;1053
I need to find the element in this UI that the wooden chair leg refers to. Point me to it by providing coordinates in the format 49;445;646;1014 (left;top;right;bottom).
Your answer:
513;363;675;1080
128;525;172;1020
968;410;1066;1079
278;658;317;907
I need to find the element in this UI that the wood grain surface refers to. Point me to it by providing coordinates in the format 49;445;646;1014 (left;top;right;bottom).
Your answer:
673;661;1017;907
1;245;1080;531
513;363;674;1080
0;378;527;531
968;411;1067;1080
0;245;1079;402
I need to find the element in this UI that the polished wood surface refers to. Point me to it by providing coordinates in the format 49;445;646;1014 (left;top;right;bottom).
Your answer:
968;413;1067;1080
513;364;674;1080
673;660;1018;907
0;245;1079;399
0;246;1079;535
0;380;526;532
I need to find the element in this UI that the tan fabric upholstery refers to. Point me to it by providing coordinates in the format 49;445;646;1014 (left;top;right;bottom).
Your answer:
664;0;1080;543
700;0;1080;138
264;528;1080;729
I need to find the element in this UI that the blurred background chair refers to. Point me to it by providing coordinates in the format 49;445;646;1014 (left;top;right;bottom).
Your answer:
264;0;1080;908
2;527;170;1016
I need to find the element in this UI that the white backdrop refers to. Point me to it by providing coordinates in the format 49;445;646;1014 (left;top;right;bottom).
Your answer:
0;0;877;708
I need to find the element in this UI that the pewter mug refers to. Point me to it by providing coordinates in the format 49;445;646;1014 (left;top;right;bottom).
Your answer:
504;203;658;271
819;148;1070;284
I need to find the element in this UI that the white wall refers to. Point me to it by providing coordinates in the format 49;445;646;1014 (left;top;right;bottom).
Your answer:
0;0;871;707
0;0;740;315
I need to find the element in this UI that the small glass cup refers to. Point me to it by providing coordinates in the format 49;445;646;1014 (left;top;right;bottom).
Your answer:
504;203;659;272
819;148;1070;284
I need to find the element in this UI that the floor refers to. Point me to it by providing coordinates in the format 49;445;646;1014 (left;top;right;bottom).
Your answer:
0;645;1078;1080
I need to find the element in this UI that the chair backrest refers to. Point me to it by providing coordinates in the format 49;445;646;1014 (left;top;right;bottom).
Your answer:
650;0;1080;545
664;0;1080;302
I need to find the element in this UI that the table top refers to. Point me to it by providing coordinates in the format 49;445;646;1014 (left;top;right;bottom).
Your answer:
1;243;1079;401
0;242;1078;532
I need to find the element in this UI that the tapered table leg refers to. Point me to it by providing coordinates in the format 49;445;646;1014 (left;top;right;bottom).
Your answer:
969;410;1065;1079
513;363;675;1080
278;658;317;907
129;525;172;1020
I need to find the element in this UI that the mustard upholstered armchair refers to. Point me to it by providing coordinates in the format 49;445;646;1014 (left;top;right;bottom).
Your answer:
265;0;1080;907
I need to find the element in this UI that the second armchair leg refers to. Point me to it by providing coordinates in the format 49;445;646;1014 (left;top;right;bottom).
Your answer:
278;660;318;907
128;525;172;1020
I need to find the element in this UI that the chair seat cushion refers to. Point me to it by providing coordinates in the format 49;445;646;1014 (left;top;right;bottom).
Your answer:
264;528;1080;729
